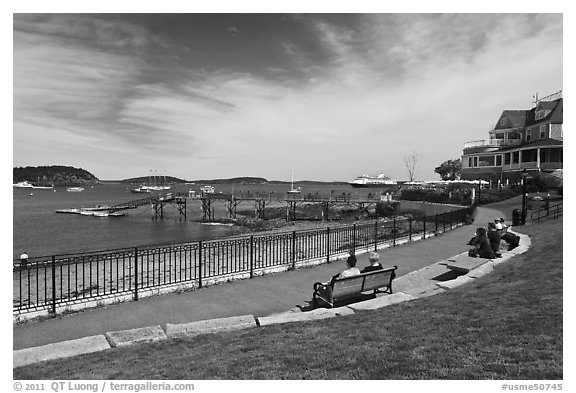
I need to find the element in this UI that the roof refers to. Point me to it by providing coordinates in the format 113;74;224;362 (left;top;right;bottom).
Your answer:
498;137;563;152
494;110;530;129
527;98;563;126
494;98;563;129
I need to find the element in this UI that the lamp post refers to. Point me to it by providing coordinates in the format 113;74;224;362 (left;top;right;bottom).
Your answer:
521;169;527;225
477;178;481;206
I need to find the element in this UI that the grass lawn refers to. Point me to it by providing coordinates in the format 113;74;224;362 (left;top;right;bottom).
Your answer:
14;205;563;379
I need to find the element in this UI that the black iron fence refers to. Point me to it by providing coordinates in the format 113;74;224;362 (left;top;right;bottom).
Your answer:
530;203;563;222
14;207;470;316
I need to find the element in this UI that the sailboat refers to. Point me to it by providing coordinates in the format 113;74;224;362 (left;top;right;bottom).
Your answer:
131;170;171;193
287;169;301;194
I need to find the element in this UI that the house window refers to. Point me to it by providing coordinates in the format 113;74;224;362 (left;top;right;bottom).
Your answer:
540;124;547;139
526;130;531;142
504;153;511;165
495;133;504;139
496;155;502;166
478;156;495;167
468;157;473;168
535;109;546;121
500;117;507;126
473;157;478;167
512;151;519;164
507;131;519;139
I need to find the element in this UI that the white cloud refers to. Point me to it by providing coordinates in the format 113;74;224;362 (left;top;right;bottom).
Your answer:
13;14;563;181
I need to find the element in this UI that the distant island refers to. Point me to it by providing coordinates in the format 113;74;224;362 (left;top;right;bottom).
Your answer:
13;165;100;186
14;166;348;186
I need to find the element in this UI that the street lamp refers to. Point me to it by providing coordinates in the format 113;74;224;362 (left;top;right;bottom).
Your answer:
521;169;527;225
477;178;481;206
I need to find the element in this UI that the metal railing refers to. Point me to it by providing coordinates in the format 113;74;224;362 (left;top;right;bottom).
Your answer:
530;203;563;222
13;207;470;316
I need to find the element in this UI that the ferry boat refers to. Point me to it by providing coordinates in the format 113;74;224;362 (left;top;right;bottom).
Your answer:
349;174;399;188
66;187;85;192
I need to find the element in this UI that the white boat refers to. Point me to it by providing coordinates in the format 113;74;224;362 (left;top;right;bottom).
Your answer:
137;170;171;192
200;185;215;194
13;181;34;188
287;169;301;194
32;185;54;189
349;174;399;188
130;187;152;194
66;187;85;192
140;185;171;191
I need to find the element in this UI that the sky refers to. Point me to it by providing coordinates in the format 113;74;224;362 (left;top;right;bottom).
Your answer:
12;13;563;182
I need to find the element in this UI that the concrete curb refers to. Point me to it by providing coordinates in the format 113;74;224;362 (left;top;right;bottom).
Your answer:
166;315;257;337
105;325;167;348
347;292;416;311
436;229;531;291
13;335;111;368
257;307;354;326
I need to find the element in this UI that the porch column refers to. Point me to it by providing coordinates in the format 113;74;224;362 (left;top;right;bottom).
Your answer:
537;147;541;170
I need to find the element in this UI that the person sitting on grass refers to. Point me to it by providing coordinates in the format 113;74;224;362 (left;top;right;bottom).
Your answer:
494;218;503;231
470;227;495;259
498;217;508;232
487;222;502;257
501;230;520;251
361;252;383;273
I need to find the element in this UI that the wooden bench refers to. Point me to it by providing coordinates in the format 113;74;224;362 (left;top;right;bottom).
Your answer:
312;266;398;308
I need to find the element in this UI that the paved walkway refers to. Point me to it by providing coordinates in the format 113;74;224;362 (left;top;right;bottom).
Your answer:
13;204;510;350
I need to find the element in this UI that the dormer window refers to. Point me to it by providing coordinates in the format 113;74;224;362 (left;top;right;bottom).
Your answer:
500;117;507;126
535;109;547;121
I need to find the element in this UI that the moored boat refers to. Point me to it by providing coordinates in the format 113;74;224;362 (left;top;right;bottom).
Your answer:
13;181;34;188
130;187;152;194
66;187;85;192
200;185;215;194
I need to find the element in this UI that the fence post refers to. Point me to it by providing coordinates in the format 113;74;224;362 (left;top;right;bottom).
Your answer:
250;236;255;278
374;221;378;251
423;215;426;239
198;241;203;288
409;216;412;242
51;256;56;316
393;219;397;247
352;224;357;255
292;231;297;269
326;227;331;263
134;248;139;301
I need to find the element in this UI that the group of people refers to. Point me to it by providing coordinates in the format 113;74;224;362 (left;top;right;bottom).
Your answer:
469;217;520;259
332;252;384;281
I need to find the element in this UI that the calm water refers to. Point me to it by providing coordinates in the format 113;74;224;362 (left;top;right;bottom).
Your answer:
13;183;384;260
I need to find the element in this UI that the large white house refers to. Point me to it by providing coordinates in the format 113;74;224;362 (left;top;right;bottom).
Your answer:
461;91;563;186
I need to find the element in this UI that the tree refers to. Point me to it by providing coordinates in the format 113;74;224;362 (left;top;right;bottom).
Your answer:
434;159;462;180
404;152;419;181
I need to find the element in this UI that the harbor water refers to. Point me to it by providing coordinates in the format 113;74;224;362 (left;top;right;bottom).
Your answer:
13;182;455;260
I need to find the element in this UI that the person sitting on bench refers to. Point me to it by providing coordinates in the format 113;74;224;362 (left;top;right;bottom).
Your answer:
316;255;361;303
334;255;361;279
361;252;383;273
